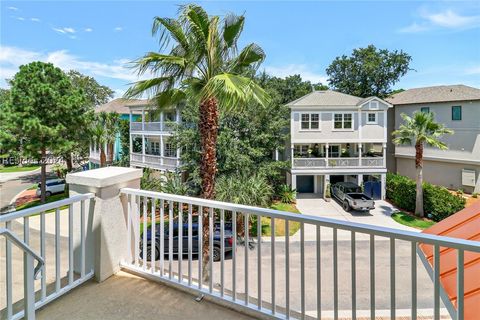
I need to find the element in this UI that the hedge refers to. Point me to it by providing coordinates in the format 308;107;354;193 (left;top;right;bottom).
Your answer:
386;173;465;221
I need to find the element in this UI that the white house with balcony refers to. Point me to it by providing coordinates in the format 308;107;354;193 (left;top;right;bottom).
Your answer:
286;90;392;199
128;102;182;172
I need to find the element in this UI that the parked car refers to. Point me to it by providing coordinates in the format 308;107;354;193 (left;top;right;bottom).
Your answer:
36;179;66;197
331;182;375;212
140;222;234;262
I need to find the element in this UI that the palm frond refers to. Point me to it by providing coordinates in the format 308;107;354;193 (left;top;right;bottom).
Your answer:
203;73;270;113
124;77;173;99
133;52;186;76
222;13;245;49
152;17;189;52
229;43;266;73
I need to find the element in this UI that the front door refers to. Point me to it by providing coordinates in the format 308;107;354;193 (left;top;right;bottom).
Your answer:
297;175;314;193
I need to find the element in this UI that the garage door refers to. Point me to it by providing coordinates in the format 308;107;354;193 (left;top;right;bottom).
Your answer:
297;175;314;193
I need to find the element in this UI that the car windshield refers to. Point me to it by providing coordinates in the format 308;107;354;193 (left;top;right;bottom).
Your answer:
345;186;361;193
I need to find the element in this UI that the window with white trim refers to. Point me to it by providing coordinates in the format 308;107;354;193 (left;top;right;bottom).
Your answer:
150;141;160;155
164;142;177;157
300;113;320;130
367;113;377;124
294;145;309;157
333;113;353;130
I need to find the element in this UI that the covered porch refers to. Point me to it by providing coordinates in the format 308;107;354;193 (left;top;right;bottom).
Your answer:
292;142;385;169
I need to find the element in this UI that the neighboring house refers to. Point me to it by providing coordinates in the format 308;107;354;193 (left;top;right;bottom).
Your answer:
128;102;182;172
89;99;141;169
387;85;480;193
286;90;392;200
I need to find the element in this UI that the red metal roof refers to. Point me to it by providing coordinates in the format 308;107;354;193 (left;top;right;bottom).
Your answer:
419;201;480;320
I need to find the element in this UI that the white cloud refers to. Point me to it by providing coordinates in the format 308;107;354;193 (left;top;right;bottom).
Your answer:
114;26;123;32
400;9;480;33
0;46;150;88
113;88;126;98
84;28;93;32
263;64;328;84
16;17;25;21
52;27;76;34
424;10;480;28
465;66;480;75
7;6;18;11
30;18;40;22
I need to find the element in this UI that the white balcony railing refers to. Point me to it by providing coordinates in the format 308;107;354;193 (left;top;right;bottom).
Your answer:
130;153;179;168
0;193;95;319
130;122;176;132
293;157;384;168
120;188;479;320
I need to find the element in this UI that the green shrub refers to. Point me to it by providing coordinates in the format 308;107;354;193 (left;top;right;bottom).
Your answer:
473;192;478;198
215;173;273;207
386;173;465;221
456;189;464;196
277;184;296;204
325;183;331;198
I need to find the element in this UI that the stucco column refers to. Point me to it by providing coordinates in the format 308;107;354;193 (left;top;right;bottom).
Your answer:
358;174;363;187
291;173;297;190
142;134;145;163
67;167;143;282
141;109;145;131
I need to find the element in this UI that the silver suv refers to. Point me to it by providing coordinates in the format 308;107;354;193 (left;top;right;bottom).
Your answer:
36;179;66;197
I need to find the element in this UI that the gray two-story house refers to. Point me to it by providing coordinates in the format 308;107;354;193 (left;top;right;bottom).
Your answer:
387;85;480;193
287;90;392;199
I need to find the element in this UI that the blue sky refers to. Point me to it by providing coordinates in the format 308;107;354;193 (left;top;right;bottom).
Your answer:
1;1;479;98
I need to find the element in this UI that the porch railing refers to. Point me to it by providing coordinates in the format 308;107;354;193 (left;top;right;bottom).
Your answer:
130;121;176;132
293;157;384;168
130;153;179;169
0;193;95;320
120;188;479;320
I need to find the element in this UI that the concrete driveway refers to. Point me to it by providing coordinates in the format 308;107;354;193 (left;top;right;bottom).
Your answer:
296;194;418;232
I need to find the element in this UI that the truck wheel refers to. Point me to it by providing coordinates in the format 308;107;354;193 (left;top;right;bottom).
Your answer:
343;200;351;212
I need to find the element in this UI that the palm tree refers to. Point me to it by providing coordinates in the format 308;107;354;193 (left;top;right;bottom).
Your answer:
103;112;120;164
91;123;107;167
126;4;269;280
392;111;453;217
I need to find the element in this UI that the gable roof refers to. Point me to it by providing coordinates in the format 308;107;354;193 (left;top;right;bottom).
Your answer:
419;201;480;320
286;90;391;108
95;98;149;114
287;90;363;107
386;85;480;105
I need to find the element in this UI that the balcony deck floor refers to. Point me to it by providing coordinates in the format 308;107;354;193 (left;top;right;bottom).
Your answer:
36;271;252;320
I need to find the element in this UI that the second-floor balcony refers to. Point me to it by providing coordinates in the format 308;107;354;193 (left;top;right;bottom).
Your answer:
292;142;386;170
1;167;477;320
130;121;176;132
129;107;180;133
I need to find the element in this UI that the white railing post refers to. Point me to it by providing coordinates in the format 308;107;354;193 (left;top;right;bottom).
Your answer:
67;167;142;282
325;143;329;167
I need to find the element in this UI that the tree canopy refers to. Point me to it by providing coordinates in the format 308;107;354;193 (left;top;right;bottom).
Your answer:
1;62;86;201
326;45;412;98
67;70;114;107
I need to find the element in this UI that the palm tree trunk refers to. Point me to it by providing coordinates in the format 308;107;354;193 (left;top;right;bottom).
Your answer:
199;97;219;282
100;146;106;167
107;142;114;163
415;141;424;217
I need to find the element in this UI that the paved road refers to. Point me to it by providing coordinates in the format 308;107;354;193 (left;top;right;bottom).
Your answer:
0;167;55;214
138;236;443;317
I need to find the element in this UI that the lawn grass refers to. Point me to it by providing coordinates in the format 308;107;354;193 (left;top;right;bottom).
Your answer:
15;193;69;213
27;184;38;190
258;202;301;237
391;211;435;230
0;165;40;173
